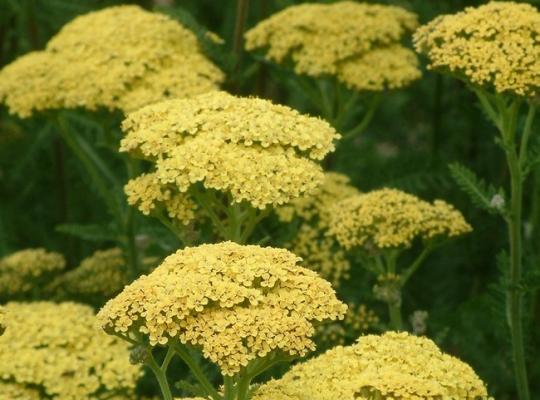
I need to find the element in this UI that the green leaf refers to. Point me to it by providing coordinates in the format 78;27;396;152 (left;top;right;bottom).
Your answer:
55;223;119;242
449;162;505;216
174;380;208;398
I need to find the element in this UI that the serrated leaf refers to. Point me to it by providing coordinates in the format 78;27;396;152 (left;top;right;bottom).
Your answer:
56;223;119;242
449;162;505;216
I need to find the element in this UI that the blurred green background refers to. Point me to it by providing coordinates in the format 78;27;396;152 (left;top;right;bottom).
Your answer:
1;1;539;398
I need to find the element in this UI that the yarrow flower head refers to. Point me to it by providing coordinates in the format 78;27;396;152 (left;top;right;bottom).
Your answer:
0;248;65;296
97;241;347;375
327;188;472;251
0;302;141;399
0;5;224;117
121;91;340;213
245;1;421;91
48;248;127;299
414;1;540;97
276;172;360;285
253;331;490;399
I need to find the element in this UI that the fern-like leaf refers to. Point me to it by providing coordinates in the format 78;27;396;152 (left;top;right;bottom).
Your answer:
448;162;505;216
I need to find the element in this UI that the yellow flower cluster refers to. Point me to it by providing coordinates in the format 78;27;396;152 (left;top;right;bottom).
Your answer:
328;188;472;250
0;248;65;295
124;172;197;225
121;91;339;210
287;224;350;287
414;1;540;97
97;242;347;375
49;248;127;298
253;331;490;399
0;5;223;117
345;303;380;333
245;1;421;91
0;302;140;400
277;173;360;285
316;303;379;347
0;382;41;400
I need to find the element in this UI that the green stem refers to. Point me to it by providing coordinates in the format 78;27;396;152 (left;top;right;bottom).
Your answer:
56;114;122;218
490;96;531;400
401;246;433;285
520;104;536;172
384;251;402;331
224;376;235;400
146;350;173;400
388;303;403;331
341;94;381;140
173;343;221;400
192;189;229;240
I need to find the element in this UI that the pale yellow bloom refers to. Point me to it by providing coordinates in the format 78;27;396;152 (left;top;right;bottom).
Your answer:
0;302;141;400
328;188;472;250
245;1;420;91
97;242;347;376
276;173;360;286
121;91;339;210
48;248;127;298
414;1;540;96
124;172;197;225
253;331;490;399
0;248;65;295
0;5;223;117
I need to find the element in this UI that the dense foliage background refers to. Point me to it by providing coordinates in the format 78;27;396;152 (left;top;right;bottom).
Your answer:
1;1;539;399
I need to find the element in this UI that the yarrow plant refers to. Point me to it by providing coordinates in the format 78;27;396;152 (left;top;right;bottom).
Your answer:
252;331;490;400
97;241;347;400
245;1;421;137
0;302;141;399
415;2;540;398
121;91;340;243
327;188;471;330
0;5;224;280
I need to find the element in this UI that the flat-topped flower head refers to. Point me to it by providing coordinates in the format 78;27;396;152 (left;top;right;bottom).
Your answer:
277;172;360;285
328;188;472;250
121;91;340;210
0;248;65;296
253;331;490;399
0;302;140;400
414;1;540;97
97;241;347;376
0;5;224;117
48;248;128;299
245;1;420;91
